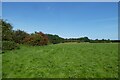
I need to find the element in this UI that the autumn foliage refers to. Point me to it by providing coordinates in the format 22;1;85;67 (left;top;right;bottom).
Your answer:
23;32;49;46
1;19;113;51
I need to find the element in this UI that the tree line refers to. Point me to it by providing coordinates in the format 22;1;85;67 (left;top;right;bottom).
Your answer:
0;20;119;52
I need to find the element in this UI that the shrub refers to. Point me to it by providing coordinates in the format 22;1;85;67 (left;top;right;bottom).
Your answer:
23;32;49;46
12;29;29;44
2;41;19;51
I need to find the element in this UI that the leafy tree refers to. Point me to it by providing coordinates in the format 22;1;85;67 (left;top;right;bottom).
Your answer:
12;29;29;44
1;20;19;51
77;37;90;42
107;39;111;43
2;20;13;41
46;34;64;44
84;37;90;42
0;20;2;52
24;32;48;46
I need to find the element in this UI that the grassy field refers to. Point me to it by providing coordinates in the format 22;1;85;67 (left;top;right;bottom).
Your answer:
0;54;2;79
2;43;118;78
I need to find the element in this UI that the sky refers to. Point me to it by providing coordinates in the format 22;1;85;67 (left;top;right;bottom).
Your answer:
2;2;118;40
2;0;120;2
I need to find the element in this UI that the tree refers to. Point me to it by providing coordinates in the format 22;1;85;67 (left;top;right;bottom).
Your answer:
78;37;90;42
12;29;29;44
46;34;64;44
2;20;13;41
107;39;111;43
24;32;48;46
1;20;19;51
84;37;90;42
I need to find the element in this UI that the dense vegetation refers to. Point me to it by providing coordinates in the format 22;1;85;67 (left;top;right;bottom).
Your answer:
1;20;119;78
2;41;19;51
46;34;64;44
1;20;50;51
24;32;49;46
1;20;19;51
3;43;118;78
1;20;119;52
12;29;29;44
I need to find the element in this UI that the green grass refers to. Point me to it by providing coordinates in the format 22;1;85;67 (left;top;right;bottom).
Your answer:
2;43;118;78
0;54;2;79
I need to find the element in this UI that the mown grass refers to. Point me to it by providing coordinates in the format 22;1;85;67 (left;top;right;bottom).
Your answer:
2;43;118;78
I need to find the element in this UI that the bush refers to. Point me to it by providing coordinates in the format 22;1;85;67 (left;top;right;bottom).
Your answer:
23;32;49;46
12;29;29;44
2;41;19;51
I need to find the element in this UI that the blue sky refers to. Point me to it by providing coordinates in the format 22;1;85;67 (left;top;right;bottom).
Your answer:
2;2;118;40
